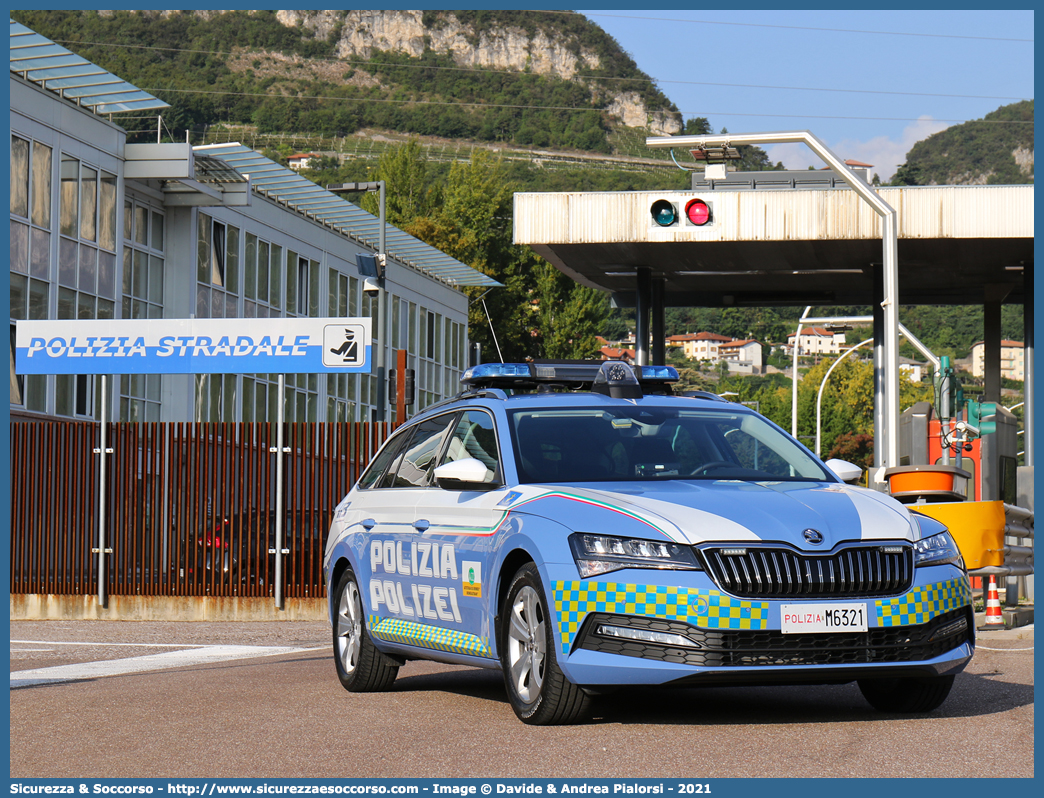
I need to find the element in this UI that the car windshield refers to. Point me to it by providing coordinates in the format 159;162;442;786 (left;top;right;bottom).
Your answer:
507;405;832;484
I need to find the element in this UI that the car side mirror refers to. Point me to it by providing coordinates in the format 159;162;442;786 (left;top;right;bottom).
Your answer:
433;458;500;492
824;458;863;485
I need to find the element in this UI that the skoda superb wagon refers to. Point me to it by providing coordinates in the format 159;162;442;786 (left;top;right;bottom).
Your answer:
324;361;973;724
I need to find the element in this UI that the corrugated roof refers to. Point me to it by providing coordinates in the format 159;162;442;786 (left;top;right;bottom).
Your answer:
195;143;501;289
9;19;170;115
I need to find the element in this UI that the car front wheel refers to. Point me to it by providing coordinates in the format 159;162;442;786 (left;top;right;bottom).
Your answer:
501;563;590;725
332;567;398;692
857;674;955;713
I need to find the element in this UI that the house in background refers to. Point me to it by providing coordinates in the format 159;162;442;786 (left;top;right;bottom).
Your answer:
598;346;636;364
668;331;732;361
786;326;846;356
899;358;926;383
287;152;324;171
718;339;763;375
971;340;1025;381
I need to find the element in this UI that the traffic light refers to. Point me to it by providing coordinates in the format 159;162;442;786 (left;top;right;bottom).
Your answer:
649;197;713;228
966;400;997;436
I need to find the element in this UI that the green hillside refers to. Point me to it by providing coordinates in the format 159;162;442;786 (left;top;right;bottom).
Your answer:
891;101;1034;186
11;9;679;156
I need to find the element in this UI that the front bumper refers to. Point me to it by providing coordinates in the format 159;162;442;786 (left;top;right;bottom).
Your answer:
549;566;974;687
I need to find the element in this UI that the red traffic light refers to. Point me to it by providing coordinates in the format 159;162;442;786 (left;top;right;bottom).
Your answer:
685;198;711;226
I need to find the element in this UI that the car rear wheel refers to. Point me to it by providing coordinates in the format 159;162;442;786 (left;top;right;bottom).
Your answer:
332;567;398;692
857;674;955;713
501;563;590;725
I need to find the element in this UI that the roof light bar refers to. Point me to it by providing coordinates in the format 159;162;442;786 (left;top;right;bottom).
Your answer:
459;361;679;394
637;365;678;381
461;363;532;385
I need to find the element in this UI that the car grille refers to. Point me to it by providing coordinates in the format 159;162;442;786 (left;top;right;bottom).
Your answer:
699;544;914;598
576;609;971;668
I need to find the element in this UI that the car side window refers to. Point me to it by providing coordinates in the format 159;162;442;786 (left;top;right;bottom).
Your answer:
438;410;500;482
388;413;458;488
357;430;410;490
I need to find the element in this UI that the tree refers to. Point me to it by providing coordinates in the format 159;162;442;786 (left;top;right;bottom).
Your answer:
406;151;538;361
684;117;712;135
357;139;434;225
533;263;608;359
828;432;874;471
792;355;933;460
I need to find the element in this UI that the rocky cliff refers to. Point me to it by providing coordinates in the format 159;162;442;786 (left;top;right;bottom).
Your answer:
275;9;681;136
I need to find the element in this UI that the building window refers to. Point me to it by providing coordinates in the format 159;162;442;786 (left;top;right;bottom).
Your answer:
122;201;163;321
196;213;239;318
10;136;54;413
120;373;160;423
194;374;238;422
55;373;99;419
121;201;165;422
47;152;117;419
11;136;30;218
326;268;359;421
417;308;443;410
285;250;319;318
240;375;278;423
287;252;312;317
244;234;282;318
241;373;318;423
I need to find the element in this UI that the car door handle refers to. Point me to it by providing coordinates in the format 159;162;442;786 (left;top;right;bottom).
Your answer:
361;518;376;530
413;519;430;532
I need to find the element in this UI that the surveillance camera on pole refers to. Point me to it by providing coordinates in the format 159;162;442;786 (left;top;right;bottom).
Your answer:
331;180;388;422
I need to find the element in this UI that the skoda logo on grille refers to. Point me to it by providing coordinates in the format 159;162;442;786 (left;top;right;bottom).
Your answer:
802;528;824;545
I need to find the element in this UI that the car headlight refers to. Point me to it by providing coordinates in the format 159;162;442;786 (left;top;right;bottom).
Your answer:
569;533;701;578
913;531;965;569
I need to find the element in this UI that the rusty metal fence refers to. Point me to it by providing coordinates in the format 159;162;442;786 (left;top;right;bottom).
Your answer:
10;422;393;600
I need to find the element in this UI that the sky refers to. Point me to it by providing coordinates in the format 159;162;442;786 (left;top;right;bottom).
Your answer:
581;9;1034;180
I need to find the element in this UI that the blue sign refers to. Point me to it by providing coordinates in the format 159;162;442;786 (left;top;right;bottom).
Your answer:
14;318;372;375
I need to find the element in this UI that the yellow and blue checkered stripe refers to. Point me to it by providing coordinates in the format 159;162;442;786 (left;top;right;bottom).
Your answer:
368;615;492;658
875;577;972;627
553;581;769;653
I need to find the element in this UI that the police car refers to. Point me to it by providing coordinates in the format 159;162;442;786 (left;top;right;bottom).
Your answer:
324;361;973;724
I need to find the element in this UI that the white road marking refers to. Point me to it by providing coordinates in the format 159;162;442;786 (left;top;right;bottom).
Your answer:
12;639;208;648
10;644;328;688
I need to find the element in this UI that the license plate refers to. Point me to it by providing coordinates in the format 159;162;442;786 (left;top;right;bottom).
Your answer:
780;602;868;633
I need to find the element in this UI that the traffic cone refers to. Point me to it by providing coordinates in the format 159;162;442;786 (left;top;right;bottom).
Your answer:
983;575;1005;627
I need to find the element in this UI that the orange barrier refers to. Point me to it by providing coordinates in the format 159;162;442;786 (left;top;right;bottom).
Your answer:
912;501;1007;569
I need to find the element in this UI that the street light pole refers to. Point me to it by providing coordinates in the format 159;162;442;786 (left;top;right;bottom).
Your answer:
376;180;387;423
816;339;873;457
326;180;387;422
793;306;811;438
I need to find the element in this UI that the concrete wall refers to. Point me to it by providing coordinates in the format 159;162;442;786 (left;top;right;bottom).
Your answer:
11;594;327;622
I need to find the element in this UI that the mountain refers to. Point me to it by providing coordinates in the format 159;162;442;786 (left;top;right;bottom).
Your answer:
891;101;1033;186
11;9;683;154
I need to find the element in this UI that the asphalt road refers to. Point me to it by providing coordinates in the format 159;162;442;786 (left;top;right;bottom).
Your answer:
9;619;1034;780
